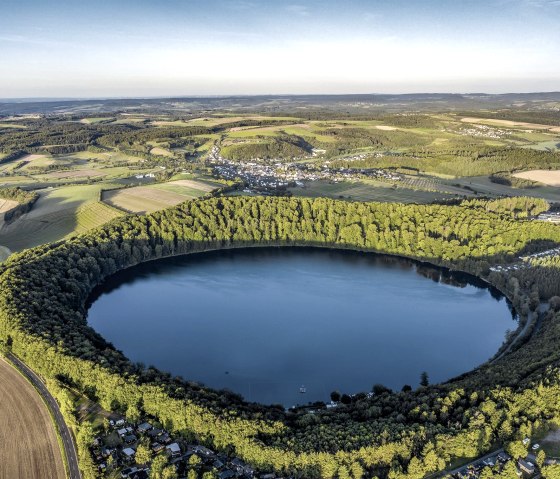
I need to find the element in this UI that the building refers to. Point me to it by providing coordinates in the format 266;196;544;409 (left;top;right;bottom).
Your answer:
166;443;181;457
518;459;535;475
537;212;560;223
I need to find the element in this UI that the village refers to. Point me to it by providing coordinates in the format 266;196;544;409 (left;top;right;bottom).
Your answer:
446;435;560;479
206;145;402;193
91;415;278;479
489;246;560;274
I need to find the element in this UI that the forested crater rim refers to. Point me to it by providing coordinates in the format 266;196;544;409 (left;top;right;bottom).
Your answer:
2;195;559;477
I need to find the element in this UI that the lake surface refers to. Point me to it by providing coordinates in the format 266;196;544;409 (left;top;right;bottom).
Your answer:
87;248;516;406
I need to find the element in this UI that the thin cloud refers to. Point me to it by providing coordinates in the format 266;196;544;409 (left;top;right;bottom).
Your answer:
285;4;310;16
226;1;258;10
0;34;71;47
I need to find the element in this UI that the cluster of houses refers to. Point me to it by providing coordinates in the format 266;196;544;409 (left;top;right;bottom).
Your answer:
207;145;402;193
452;451;513;478
489;246;560;274
451;124;507;139
521;246;560;263
451;442;556;479
91;417;280;479
537;211;560;223
134;173;156;180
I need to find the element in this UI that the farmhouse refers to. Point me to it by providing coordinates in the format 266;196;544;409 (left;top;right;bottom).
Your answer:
518;458;535;475
166;442;181;457
136;422;152;434
151;442;164;453
218;471;236;479
124;434;137;445
122;448;135;460
537;211;560;223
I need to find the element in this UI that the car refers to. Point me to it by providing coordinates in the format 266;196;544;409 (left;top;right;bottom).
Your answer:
532;444;540;450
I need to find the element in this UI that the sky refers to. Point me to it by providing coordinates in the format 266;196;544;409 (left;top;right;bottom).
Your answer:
1;0;559;98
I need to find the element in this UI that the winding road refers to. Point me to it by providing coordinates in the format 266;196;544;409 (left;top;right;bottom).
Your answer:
7;353;82;479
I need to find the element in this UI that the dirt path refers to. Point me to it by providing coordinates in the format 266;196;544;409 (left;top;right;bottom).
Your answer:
0;357;66;479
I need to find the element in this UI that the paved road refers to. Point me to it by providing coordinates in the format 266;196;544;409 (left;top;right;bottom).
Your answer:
8;353;82;479
442;448;504;477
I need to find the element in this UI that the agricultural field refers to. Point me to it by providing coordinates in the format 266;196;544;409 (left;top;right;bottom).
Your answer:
1;108;559;257
0;183;123;252
290;179;456;203
0;358;65;479
513;170;560;187
0;197;18;215
102;178;219;214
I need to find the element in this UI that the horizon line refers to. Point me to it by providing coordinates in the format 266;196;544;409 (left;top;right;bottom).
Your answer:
1;90;560;104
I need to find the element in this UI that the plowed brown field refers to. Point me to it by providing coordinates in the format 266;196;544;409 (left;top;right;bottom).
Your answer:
0;358;65;479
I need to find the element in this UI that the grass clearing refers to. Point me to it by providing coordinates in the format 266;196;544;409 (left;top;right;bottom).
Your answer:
150;146;174;157
0;358;65;479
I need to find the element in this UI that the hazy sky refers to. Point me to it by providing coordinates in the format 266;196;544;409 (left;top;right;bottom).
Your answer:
1;0;559;97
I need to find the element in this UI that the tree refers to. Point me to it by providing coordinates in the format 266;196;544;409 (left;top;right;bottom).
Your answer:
341;394;352;405
537;449;546;468
505;440;528;460
420;371;429;387
188;454;202;467
550;296;560;312
162;466;178;479
372;384;392;396
330;391;341;402
401;384;412;392
542;464;560;479
150;455;168;479
135;442;152;466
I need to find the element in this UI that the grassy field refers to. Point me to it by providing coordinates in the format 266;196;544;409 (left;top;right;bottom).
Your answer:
0;358;65;479
102;178;218;214
0;183;123;251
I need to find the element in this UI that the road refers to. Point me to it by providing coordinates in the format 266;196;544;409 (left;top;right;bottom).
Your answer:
7;353;82;479
491;302;549;364
440;448;505;477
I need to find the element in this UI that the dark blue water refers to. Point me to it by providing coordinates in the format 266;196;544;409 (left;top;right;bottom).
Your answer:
87;248;515;407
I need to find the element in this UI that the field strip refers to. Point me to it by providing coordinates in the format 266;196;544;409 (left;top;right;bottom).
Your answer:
0;356;66;479
461;117;560;132
513;170;560;187
166;179;217;191
0;198;18;214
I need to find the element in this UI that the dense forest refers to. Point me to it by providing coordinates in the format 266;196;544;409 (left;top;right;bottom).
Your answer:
221;134;313;160
332;145;560;177
1;196;560;478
